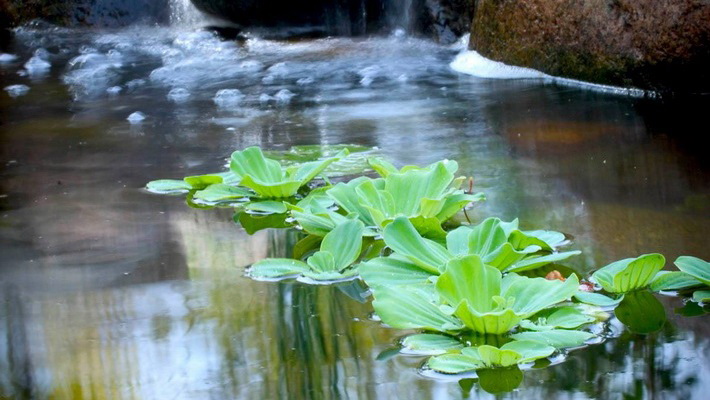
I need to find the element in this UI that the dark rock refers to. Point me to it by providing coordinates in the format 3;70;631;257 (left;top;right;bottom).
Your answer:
425;0;471;44
0;0;169;28
469;0;710;95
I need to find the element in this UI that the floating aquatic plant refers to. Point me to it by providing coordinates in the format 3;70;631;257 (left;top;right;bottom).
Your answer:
359;216;581;287
426;340;555;373
369;254;588;336
247;219;365;282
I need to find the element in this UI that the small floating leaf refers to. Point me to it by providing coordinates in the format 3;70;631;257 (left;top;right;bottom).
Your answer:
193;184;252;203
510;330;594;348
245;200;288;214
574;291;624;307
401;334;464;355
183;174;224;189
248;258;309;279
146;179;192;193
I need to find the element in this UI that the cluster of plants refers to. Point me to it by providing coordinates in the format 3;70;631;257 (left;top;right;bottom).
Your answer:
147;144;709;393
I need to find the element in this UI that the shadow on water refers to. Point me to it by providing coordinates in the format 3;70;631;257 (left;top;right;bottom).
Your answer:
0;17;709;400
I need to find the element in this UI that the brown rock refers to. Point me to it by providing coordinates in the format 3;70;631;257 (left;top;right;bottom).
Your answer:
470;0;710;94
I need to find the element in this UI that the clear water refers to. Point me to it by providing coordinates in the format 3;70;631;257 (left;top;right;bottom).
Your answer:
0;19;709;400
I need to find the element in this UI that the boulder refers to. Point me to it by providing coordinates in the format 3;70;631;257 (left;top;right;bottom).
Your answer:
469;0;710;94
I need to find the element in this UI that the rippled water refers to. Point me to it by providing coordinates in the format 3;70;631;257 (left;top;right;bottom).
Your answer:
1;21;709;400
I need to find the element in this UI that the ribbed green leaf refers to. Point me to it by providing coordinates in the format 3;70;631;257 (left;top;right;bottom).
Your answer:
522;307;595;330
359;256;434;288
500;340;555;363
650;271;704;291
382;217;452;273
477;345;522;367
427;353;484;373
437;256;501;312
522;230;567;249
674;256;710;286
503;274;580;316
453;304;523;334
319;220;365;271
183;174;224;189
592;253;665;293
467;218;508;258
372;287;464;332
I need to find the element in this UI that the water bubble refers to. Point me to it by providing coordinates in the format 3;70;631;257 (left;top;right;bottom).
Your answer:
63;53;122;99
127;111;146;123
167;87;191;103
213;89;244;107
274;89;296;104
4;84;30;98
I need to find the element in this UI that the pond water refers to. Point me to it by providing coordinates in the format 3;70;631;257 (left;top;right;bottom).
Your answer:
1;17;709;400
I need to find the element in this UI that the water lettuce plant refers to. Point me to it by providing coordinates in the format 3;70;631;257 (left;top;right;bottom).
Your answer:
359;216;581;288
229;146;346;198
247;220;365;282
292;160;484;238
426;340;555;373
369;254;586;335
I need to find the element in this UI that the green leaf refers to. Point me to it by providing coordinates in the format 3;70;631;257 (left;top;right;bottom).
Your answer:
372;287;464;332
235;212;291;234
183;174;224;189
574;291;624;307
146;179;192;193
614;291;666;334
503;273;580;316
437;255;501;313
523;307;595;330
319;220;365;271
245;200;288;214
674;256;710;286
427;353;484;374
467;218;508;258
248;258;309;279
650;271;704;291
292;235;322;260
382;217;452;273
693;290;710;303
306;251;337;273
477;366;523;394
500;340;555;363
193;184;252;203
359;256;434;288
368;157;399;177
521;230;567;249
476;345;522;367
592;253;666;293
505;251;582;273
401;334;464;355
510;330;594;348
327;177;378;226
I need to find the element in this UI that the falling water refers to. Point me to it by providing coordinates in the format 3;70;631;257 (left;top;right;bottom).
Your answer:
169;0;206;28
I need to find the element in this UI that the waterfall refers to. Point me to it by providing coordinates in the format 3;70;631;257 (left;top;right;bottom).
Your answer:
169;0;205;28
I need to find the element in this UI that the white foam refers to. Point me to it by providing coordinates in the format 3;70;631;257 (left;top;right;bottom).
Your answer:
0;53;18;63
4;84;30;97
63;53;122;99
274;89;296;104
127;111;146;123
451;41;649;97
213;89;244;107
106;86;122;95
450;50;548;80
24;50;52;78
296;77;315;86
167;87;191;103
